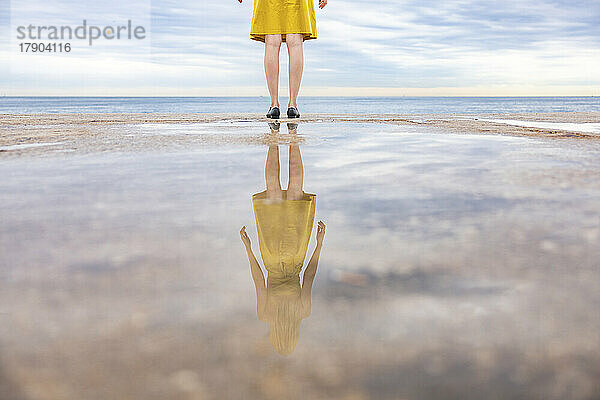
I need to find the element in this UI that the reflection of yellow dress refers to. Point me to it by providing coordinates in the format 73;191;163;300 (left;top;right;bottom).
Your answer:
252;190;316;295
250;0;318;43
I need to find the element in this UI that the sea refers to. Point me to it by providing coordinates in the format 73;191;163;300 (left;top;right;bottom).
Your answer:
0;96;599;114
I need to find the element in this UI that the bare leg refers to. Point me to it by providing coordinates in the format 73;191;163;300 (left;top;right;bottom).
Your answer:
287;134;304;200
264;35;282;108
286;34;304;109
265;144;283;200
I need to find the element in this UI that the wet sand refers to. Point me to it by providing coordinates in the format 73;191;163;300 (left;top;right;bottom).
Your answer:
1;118;599;400
1;111;600;155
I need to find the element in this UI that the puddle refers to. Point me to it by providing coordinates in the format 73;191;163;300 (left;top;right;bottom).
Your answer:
478;118;600;134
0;141;63;151
0;122;599;399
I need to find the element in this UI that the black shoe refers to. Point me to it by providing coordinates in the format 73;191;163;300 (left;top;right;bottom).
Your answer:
268;122;280;132
287;122;298;131
287;107;300;118
266;107;280;119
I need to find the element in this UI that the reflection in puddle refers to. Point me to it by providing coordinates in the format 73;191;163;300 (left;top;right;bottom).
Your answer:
1;121;600;399
241;122;325;354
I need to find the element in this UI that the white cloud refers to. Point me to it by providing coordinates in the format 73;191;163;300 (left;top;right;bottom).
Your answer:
2;0;599;95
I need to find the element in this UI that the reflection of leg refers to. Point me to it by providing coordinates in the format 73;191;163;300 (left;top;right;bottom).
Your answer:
266;145;283;200
287;143;304;200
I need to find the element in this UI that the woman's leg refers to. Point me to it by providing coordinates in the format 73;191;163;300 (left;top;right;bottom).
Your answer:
265;144;283;200
285;34;304;109
264;35;282;108
287;126;304;200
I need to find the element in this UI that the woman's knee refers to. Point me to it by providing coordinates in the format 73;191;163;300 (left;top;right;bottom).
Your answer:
285;34;303;48
265;34;282;48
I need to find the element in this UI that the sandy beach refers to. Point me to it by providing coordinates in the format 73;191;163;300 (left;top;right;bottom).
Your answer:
2;112;600;156
1;115;599;400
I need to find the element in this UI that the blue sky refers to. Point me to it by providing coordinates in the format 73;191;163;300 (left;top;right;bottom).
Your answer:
1;0;599;95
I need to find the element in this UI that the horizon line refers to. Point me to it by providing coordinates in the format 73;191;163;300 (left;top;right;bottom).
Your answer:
3;85;599;98
1;95;599;98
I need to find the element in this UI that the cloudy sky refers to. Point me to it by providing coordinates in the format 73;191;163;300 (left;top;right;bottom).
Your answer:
1;0;599;95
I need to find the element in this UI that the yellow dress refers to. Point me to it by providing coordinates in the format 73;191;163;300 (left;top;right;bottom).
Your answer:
250;0;317;42
252;190;316;295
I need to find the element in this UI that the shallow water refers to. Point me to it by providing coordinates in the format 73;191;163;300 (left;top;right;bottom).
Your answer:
478;118;600;134
1;121;599;400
